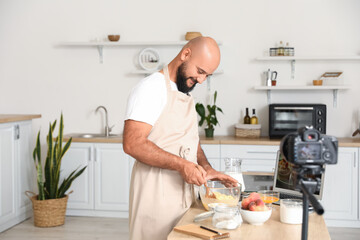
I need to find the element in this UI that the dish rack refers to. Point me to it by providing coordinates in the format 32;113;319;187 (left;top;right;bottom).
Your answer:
235;123;261;138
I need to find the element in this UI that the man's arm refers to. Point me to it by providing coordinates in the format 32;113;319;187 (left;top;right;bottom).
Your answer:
123;120;207;186
197;142;238;184
196;143;213;172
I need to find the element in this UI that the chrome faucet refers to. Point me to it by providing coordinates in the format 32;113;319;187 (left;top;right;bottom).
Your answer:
95;106;114;137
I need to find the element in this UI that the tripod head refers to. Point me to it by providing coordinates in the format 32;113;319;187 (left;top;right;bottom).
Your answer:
292;165;325;215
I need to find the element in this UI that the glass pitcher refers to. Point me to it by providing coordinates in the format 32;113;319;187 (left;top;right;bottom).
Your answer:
223;158;245;192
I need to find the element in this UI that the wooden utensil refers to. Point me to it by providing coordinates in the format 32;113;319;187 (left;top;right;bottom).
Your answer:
205;183;216;199
174;224;229;239
352;128;360;136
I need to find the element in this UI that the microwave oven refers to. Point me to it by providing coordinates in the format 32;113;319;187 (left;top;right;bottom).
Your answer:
269;104;326;139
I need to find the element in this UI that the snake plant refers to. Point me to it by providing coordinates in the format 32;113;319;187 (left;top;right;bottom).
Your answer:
32;113;87;200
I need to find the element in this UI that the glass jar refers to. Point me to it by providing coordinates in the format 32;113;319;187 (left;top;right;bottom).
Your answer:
223;158;245;191
280;199;302;224
289;47;295;56
269;48;277;56
284;48;290;56
212;205;242;230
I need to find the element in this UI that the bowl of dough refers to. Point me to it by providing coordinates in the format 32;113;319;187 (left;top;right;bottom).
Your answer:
199;180;241;211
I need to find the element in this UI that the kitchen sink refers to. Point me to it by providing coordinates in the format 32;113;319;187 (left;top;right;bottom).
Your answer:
67;133;121;138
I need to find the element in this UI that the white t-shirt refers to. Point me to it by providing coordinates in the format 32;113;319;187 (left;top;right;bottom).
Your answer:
125;72;178;126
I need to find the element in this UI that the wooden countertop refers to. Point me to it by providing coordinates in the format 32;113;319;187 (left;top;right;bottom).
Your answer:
0;114;41;124
64;134;360;147
167;204;330;240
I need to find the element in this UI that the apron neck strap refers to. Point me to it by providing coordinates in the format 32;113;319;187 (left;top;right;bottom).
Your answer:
163;65;173;92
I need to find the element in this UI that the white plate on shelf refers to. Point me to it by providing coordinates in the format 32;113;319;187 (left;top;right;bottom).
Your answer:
138;48;160;71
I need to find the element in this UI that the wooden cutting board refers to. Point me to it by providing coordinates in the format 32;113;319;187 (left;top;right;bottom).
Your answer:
174;224;230;239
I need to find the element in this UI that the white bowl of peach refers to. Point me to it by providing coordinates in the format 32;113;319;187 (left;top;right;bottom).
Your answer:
239;192;272;225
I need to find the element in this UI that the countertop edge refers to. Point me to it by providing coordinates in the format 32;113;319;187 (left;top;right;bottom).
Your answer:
0;114;42;124
63;134;360;147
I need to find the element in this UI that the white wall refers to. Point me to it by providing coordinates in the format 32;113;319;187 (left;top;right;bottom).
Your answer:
1;0;360;138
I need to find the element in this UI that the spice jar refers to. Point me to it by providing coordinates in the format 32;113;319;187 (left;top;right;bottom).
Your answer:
212;205;242;230
289;47;295;56
280;199;302;224
269;48;277;56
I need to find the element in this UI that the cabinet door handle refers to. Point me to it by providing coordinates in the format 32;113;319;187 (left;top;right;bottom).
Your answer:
354;154;357;168
14;125;20;140
94;148;97;162
88;148;92;162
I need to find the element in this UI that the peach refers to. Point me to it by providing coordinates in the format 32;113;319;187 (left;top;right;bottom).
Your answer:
242;192;262;210
242;197;252;210
254;205;269;211
248;201;256;211
249;192;260;201
255;199;265;207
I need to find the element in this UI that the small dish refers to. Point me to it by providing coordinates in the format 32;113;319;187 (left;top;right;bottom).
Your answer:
108;35;120;42
313;80;323;86
185;32;202;41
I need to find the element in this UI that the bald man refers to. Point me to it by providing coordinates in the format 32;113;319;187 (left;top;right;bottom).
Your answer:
123;37;237;240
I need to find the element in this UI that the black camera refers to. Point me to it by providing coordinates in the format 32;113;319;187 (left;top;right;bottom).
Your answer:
280;126;338;165
280;126;338;240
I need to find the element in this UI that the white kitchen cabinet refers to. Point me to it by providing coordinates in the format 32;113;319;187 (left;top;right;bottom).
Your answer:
220;145;279;172
0;121;34;233
201;144;221;171
0;123;16;229
16;122;35;216
61;143;93;210
94;144;129;211
322;147;358;221
61;142;130;217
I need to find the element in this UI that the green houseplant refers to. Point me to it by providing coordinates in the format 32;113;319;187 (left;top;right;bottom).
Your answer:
26;113;86;227
195;91;223;138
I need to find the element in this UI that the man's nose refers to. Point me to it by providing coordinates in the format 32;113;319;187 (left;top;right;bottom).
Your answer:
197;75;207;84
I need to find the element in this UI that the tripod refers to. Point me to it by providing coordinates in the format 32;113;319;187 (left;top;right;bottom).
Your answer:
293;165;325;240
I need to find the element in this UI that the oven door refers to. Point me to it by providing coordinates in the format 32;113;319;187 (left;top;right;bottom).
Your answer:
269;106;315;138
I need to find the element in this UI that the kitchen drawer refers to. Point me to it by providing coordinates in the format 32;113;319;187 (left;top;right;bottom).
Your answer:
221;145;279;160
201;144;221;158
220;158;276;173
241;159;276;172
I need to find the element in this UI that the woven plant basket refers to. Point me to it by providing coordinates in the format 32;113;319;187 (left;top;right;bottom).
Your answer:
25;191;71;227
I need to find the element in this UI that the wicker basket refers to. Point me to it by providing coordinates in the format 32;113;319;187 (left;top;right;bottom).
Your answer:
26;191;69;227
235;123;261;138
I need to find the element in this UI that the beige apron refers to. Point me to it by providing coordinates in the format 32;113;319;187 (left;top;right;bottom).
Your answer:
129;66;199;240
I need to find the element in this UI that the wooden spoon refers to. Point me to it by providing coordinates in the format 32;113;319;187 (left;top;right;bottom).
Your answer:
205;183;216;199
352;128;360;137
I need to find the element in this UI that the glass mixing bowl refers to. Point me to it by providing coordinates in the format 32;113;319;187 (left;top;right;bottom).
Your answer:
199;180;241;211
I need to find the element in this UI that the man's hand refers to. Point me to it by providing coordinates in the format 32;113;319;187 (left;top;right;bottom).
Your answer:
205;168;238;187
180;161;207;186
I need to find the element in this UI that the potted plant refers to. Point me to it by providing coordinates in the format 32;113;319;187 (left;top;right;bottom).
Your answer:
26;113;86;227
195;91;223;138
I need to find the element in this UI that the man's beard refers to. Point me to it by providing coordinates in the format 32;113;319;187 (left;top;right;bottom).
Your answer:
176;62;197;94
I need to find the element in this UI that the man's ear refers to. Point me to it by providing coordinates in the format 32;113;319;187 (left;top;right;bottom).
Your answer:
180;48;191;61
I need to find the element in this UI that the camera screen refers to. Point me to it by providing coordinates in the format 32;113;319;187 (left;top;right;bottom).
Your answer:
297;143;322;160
